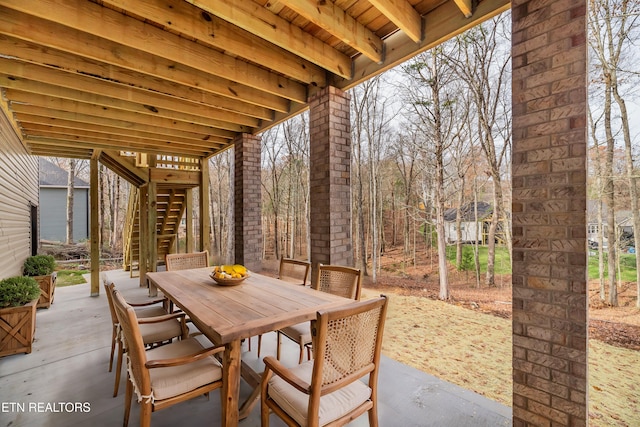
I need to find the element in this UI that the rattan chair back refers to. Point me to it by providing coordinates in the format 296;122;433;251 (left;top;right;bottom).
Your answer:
313;264;362;300
165;250;209;271
278;258;311;285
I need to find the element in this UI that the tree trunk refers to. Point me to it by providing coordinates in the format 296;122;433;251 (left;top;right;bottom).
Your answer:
66;159;75;244
612;73;640;307
455;175;465;269
603;77;618;306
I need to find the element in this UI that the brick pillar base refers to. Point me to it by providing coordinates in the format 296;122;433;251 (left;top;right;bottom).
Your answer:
309;86;353;270
234;133;262;272
511;1;588;426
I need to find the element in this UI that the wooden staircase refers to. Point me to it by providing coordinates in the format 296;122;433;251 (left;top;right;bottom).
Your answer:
123;186;188;276
101;152;201;277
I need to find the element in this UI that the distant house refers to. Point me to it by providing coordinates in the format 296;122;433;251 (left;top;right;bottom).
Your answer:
39;158;90;243
586;201;634;249
443;201;493;244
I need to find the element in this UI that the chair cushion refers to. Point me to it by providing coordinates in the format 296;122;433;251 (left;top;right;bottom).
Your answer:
280;322;312;345
268;361;371;426
139;318;183;345
147;337;222;401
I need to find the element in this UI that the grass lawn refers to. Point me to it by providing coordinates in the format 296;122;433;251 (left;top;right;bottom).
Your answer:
588;252;637;282
447;244;638;282
55;269;89;287
446;245;512;275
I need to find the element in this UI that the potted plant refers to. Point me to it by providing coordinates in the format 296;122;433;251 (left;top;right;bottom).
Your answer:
23;255;57;309
0;276;40;357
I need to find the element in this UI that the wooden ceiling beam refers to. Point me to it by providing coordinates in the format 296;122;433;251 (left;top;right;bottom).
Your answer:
22;124;223;155
187;0;353;79
100;0;325;86
368;0;422;43
453;0;473;18
25;134;213;157
2;83;251;134
1;0;306;102
99;151;149;186
15;114;228;147
276;0;383;63
0;36;271;120
28;144;94;159
12;109;227;144
0;60;263;128
8;102;235;141
0;28;289;114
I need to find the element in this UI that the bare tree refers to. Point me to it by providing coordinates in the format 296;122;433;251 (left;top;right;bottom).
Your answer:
350;76;397;283
400;48;463;300
588;0;640;305
281;114;310;260
446;16;512;286
589;0;640;306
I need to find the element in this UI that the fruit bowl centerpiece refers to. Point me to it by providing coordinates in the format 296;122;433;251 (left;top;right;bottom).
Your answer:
210;264;249;286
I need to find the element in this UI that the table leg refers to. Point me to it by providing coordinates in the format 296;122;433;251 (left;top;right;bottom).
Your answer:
239;360;262;419
222;340;241;427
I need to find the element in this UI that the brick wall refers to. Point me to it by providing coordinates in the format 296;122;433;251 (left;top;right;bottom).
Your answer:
234;133;263;272
511;1;588;425
308;86;353;268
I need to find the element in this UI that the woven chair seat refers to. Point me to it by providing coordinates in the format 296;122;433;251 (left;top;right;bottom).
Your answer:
267;361;371;427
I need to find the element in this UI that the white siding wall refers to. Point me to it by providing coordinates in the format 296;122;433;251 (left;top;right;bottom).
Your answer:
0;108;38;279
444;221;481;244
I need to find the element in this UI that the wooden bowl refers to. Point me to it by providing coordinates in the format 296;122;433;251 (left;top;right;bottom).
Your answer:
209;272;249;286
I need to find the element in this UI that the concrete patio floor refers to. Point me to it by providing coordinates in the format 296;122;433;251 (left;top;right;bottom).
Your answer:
0;269;512;426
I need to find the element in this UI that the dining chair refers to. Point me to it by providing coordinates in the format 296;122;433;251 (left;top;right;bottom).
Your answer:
163;250;209;314
112;287;224;427
254;258;311;357
105;282;188;397
261;295;389;427
164;250;209;271
278;258;311;285
276;264;362;363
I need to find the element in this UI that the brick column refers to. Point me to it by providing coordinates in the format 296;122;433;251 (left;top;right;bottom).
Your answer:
309;86;353;269
512;1;588;426
234;133;263;272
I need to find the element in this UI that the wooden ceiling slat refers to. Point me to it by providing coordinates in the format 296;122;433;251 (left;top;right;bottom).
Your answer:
187;0;353;79
3;83;251;133
368;0;423;43
276;0;384;63
1;0;307;102
453;0;473;18
0;25;289;114
0;35;275;120
15;114;228;147
100;0;326;86
25;134;212;157
22;124;223;155
9;101;236;141
0;60;265;128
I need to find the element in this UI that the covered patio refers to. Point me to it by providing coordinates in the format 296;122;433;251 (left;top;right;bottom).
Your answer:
0;271;511;426
0;1;590;425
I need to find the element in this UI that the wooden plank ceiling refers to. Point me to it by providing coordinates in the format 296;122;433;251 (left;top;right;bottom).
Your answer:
0;0;509;160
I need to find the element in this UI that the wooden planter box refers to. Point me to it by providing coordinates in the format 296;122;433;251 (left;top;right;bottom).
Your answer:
0;299;37;357
34;272;56;309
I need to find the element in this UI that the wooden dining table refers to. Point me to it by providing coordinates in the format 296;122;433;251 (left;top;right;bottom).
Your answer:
146;267;354;427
